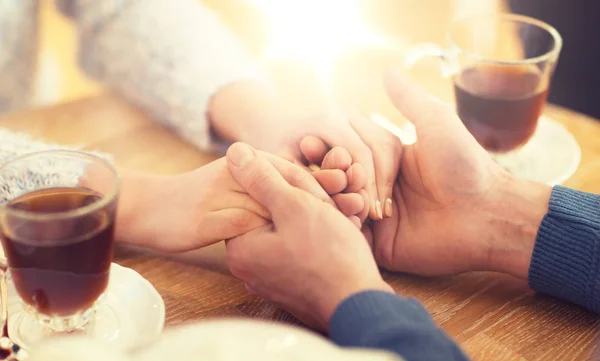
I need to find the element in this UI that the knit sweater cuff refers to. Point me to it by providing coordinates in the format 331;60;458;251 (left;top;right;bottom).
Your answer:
329;291;469;361
528;185;600;312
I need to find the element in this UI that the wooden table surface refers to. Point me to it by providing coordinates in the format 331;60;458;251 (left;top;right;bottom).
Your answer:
0;88;599;361
3;1;600;359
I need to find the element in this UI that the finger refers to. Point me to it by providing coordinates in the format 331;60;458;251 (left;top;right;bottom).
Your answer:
384;67;460;133
300;136;330;165
312;169;347;195
194;209;269;250
345;163;367;193
372;186;402;270
226;143;297;216
277;148;312;171
357;189;370;224
362;225;374;251
216;191;271;220
316;118;380;220
349;113;403;218
332;193;364;216
321;147;352;171
348;215;361;229
226;227;275;279
260;151;336;208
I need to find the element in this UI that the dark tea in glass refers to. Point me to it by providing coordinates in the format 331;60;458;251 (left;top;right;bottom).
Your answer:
0;150;118;338
454;64;549;153
404;14;580;185
1;187;114;317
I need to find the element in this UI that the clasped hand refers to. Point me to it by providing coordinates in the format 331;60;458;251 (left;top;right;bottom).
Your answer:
119;69;548;331
222;69;548;330
117;146;367;253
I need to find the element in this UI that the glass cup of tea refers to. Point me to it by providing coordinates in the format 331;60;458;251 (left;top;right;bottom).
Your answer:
405;13;581;185
0;150;119;348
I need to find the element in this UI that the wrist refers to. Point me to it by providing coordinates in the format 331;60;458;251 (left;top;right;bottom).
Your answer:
208;80;286;144
481;172;552;279
318;278;394;330
114;171;166;248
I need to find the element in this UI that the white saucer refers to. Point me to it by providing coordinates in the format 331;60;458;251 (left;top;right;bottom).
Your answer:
372;112;581;186
491;116;581;186
135;319;400;361
7;263;165;351
26;319;401;361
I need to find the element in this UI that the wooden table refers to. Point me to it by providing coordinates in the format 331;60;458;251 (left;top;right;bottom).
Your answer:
3;1;592;360
5;0;600;356
0;86;598;360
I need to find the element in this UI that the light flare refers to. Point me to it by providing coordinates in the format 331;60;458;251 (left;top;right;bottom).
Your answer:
250;0;390;79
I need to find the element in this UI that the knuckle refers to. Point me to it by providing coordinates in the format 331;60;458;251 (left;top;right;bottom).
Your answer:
288;188;313;212
243;196;270;219
288;167;309;188
246;169;271;193
360;147;373;162
191;217;217;248
389;134;404;151
226;246;256;283
225;244;244;274
383;175;396;189
376;134;402;153
229;264;247;282
245;279;263;294
374;244;392;270
317;112;335;128
321;109;348;128
372;229;396;270
230;210;255;231
326;109;344;122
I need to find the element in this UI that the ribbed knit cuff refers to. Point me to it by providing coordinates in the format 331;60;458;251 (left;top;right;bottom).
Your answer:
329;291;469;361
528;186;600;312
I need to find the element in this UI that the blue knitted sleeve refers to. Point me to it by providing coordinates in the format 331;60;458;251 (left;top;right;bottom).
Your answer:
528;186;600;312
329;291;470;361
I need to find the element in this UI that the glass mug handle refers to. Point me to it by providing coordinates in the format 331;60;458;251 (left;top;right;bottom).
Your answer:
403;43;459;78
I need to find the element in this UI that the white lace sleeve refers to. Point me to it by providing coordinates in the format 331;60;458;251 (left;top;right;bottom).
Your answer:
0;128;112;203
56;0;265;152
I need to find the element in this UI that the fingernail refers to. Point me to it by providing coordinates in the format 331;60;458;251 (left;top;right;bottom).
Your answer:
384;198;393;218
371;200;378;217
228;143;256;167
376;200;383;219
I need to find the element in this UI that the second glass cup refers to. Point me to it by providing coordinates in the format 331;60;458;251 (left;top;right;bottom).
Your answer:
0;150;119;348
406;13;580;184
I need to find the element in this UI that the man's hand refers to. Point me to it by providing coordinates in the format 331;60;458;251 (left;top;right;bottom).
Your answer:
224;142;392;330
367;69;552;277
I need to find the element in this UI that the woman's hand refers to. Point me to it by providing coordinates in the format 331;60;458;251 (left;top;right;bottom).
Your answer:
208;81;400;220
298;110;403;222
113;149;365;252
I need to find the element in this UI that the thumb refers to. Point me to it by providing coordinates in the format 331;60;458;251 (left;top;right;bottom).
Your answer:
384;67;461;134
226;142;295;217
